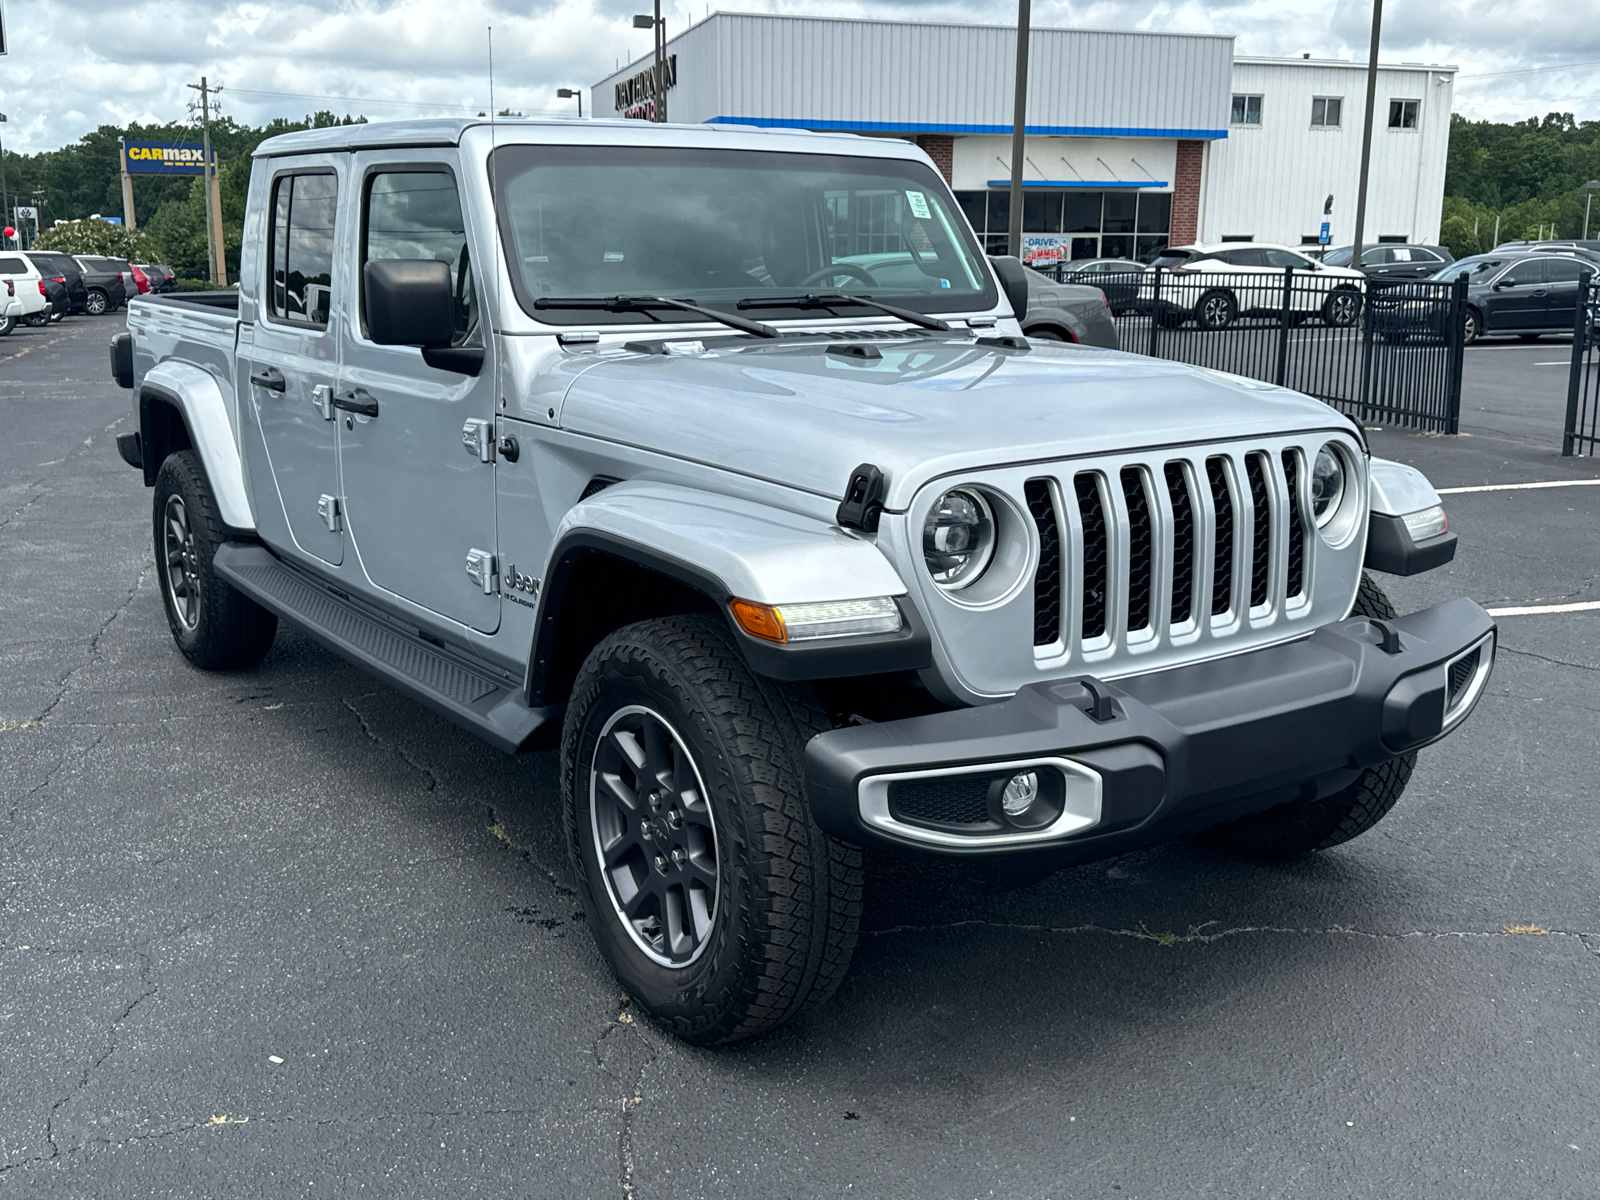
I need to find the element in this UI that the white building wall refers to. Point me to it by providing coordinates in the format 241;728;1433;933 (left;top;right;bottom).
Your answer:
1200;59;1455;247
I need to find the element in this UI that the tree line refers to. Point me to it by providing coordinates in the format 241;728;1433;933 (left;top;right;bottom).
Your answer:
1440;112;1600;256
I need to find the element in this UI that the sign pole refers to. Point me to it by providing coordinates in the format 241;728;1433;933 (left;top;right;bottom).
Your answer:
119;138;137;230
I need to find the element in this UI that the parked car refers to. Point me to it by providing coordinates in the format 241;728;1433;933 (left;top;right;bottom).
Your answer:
1138;242;1367;329
137;264;177;294
0;252;52;334
129;263;153;295
1493;239;1600;258
1322;244;1454;279
73;255;133;314
1374;250;1597;343
1055;258;1146;314
111;117;1494;1045
1015;264;1119;346
22;251;91;315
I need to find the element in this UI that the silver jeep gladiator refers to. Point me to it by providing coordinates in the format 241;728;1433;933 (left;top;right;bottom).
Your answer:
110;118;1495;1044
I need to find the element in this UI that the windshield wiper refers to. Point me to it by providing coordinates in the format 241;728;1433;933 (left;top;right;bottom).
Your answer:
736;292;952;332
531;295;777;338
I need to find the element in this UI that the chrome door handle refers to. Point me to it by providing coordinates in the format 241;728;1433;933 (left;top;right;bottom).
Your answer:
331;388;379;418
250;366;286;392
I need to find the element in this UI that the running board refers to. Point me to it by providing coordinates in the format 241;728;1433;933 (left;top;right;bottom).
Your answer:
214;542;557;753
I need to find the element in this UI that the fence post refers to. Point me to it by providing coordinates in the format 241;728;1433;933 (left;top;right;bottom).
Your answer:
1273;266;1293;386
1148;268;1162;359
1357;279;1376;426
1563;275;1591;457
1444;273;1467;435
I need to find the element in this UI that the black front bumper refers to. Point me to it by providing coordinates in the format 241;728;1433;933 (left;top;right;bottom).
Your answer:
805;599;1495;865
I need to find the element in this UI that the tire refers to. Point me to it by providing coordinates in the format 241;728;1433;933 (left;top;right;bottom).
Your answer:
561;614;863;1045
1156;308;1187;328
1463;308;1482;344
152;451;278;670
1026;327;1073;343
1321;288;1361;327
22;312;49;327
1196;289;1237;330
85;288;109;316
0;315;13;337
1200;573;1416;860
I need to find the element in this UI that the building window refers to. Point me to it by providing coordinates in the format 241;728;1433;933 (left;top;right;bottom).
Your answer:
953;187;1171;262
1387;99;1419;129
1231;94;1262;125
1310;97;1343;127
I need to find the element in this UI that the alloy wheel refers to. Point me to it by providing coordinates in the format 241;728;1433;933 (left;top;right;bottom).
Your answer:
590;705;720;967
162;494;202;631
86;291;108;315
1326;291;1359;326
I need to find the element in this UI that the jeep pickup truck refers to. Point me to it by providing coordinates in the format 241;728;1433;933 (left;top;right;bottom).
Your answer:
110;118;1495;1045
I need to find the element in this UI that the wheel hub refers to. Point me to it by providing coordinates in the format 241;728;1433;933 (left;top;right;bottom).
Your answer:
161;494;201;632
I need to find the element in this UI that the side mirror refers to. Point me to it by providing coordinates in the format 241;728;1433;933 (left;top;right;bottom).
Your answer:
988;255;1031;321
363;258;455;347
1492;279;1514;290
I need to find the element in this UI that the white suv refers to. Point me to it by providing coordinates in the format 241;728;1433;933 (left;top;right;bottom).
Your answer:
0;252;50;335
1139;242;1366;330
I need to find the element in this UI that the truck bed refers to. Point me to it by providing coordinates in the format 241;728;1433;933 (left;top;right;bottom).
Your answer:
126;292;241;413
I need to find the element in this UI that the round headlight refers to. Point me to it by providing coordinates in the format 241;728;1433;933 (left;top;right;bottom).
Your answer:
1311;445;1346;528
923;488;996;590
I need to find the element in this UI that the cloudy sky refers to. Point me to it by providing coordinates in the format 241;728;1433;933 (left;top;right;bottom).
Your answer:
0;0;1596;153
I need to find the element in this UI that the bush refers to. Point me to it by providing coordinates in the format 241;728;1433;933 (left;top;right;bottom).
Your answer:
32;219;164;262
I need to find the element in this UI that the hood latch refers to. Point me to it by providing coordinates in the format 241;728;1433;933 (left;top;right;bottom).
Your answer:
837;463;887;533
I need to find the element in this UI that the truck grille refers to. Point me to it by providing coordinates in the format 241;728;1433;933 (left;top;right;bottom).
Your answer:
1024;443;1322;659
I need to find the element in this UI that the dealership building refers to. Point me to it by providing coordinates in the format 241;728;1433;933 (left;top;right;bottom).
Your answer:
592;13;1455;263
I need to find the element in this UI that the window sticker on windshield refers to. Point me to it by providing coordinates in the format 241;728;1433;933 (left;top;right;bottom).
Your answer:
905;191;932;220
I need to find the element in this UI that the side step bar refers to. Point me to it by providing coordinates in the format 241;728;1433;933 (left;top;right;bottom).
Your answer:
214;542;558;753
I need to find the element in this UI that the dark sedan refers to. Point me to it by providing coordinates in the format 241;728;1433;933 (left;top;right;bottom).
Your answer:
1372;251;1596;343
1053;258;1146;314
1323;243;1454;279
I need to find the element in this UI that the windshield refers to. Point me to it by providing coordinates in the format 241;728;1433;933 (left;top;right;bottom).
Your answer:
491;145;994;324
1431;256;1503;282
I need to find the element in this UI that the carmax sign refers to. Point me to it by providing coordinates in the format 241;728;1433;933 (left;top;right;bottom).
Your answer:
124;141;215;175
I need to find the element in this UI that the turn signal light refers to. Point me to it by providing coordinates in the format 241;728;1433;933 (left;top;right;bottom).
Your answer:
730;599;787;642
729;597;902;644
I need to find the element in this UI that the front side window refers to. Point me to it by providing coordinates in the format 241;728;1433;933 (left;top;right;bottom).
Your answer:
1311;97;1343;127
1498;260;1546;287
362;170;475;344
1231;95;1263;125
492;145;994;324
1387;99;1419;129
267;173;338;328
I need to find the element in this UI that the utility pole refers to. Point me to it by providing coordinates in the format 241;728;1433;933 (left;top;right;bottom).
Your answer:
119;137;136;230
187;76;227;285
1349;0;1382;275
0;112;9;247
1006;0;1031;259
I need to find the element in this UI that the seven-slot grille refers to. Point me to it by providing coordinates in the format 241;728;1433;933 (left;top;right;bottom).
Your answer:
1028;448;1315;652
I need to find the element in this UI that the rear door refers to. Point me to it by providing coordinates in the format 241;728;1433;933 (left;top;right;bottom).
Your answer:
1542;257;1594;331
238;161;345;566
335;153;499;634
1483;259;1548;331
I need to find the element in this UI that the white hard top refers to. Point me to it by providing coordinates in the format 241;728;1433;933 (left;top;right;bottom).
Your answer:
252;116;921;160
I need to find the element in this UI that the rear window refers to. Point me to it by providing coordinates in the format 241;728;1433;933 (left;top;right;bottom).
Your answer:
1149;251;1195;269
0;257;28;274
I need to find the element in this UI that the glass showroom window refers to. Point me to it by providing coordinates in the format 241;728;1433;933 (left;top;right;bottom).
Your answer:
1388;99;1419;129
953;189;1172;261
1311;97;1343;127
1231;95;1262;125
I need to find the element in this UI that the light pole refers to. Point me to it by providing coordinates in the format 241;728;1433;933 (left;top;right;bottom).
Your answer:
1585;181;1600;240
1006;0;1031;259
1350;0;1383;275
632;5;666;122
0;112;8;248
556;88;583;119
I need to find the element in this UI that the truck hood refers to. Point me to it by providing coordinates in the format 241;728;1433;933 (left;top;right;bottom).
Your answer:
557;335;1355;509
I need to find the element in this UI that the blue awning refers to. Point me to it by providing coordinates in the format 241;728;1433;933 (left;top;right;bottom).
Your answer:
984;180;1169;189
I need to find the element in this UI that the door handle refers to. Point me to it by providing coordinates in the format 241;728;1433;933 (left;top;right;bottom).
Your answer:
250;366;286;392
331;388;379;418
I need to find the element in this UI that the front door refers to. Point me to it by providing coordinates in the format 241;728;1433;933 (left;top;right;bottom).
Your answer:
239;164;344;566
336;155;499;633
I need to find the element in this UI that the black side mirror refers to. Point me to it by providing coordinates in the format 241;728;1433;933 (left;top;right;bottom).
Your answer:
364;258;455;347
988;255;1031;321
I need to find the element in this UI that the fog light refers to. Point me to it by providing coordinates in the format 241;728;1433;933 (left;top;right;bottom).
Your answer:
1000;770;1039;817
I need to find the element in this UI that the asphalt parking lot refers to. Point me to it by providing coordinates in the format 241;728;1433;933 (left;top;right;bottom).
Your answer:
3;314;1599;1198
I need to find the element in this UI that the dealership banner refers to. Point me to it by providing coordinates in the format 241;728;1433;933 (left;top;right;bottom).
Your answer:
124;141;215;175
1022;235;1069;267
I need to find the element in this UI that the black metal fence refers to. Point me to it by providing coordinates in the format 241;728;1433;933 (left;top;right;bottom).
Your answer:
1564;277;1600;456
1042;265;1469;434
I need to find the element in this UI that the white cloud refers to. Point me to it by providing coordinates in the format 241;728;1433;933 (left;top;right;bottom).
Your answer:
0;0;1595;152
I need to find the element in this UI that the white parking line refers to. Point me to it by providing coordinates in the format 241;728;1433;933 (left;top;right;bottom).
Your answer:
1486;601;1600;617
1438;479;1600;495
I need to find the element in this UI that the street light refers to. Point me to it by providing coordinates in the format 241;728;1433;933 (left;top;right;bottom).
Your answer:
556;88;583;119
632;5;666;122
1585;180;1600;241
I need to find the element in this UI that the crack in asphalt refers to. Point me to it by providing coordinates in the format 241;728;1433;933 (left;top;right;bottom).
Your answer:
9;728;109;825
1498;645;1600;674
340;697;439;791
593;1008;661;1200
485;804;579;899
35;566;151;726
859;920;1596;946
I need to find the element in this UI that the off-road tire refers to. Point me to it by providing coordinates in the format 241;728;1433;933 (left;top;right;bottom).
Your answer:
561;614;863;1045
85;288;109;315
1200;573;1415;859
152;451;277;670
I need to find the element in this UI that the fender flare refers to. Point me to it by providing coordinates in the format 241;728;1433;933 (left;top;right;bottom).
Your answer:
524;481;929;702
139;361;255;531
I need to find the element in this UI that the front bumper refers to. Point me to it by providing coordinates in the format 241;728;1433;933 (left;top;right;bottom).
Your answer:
805;599;1495;864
